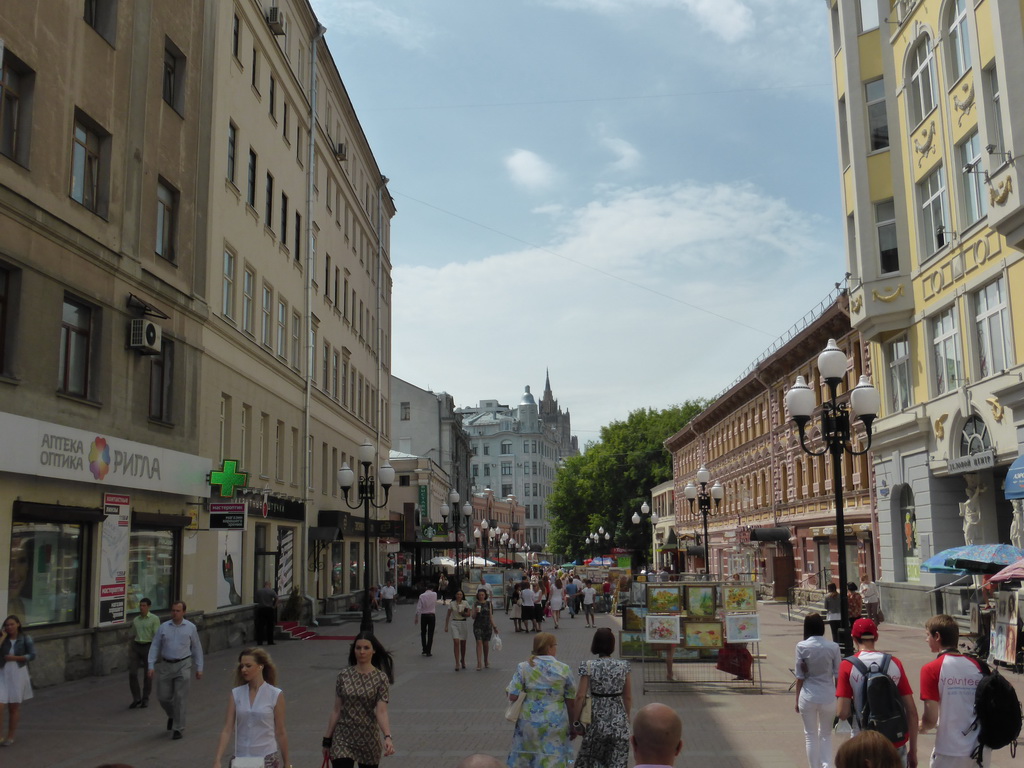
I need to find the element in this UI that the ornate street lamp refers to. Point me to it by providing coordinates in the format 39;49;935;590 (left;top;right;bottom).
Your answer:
338;440;395;633
786;338;879;656
632;503;659;572
683;467;724;578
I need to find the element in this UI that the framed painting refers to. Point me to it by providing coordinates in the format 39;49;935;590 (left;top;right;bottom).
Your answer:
623;605;647;632
629;582;647;606
723;585;757;613
725;613;760;642
683;621;724;649
619;631;654;659
685;585;717;618
645;614;681;644
646;585;682;614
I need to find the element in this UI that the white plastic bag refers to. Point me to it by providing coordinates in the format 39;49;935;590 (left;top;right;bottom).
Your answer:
491;634;503;651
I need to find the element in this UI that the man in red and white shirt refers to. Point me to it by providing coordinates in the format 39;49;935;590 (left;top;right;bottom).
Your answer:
919;614;988;768
836;618;919;768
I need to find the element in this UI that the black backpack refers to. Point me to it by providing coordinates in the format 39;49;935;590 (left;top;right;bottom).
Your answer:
847;654;909;744
967;659;1022;764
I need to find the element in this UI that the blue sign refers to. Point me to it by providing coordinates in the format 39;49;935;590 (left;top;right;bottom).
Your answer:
1007;454;1024;500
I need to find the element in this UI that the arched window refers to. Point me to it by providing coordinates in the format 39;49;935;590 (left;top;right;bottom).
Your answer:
959;415;991;456
908;38;937;126
947;0;971;81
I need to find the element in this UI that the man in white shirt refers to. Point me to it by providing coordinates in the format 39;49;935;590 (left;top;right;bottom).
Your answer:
631;703;683;767
414;584;438;656
147;601;204;740
919;614;989;768
860;578;881;622
520;581;540;632
582;579;598;628
380;580;397;623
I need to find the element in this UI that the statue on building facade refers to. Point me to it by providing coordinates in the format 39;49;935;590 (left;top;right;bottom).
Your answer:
1011;499;1024;551
959;473;985;546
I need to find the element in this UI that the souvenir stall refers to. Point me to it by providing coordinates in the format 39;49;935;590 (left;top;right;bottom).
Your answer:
621;578;763;693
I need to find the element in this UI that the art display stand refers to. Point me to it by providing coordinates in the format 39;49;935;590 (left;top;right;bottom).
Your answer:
619;579;762;694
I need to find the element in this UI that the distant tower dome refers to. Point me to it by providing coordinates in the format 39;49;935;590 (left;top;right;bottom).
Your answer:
520;385;536;406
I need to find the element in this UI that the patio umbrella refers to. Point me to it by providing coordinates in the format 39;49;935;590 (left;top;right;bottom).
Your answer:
459;556;494;566
947;543;1024;574
921;546;970;574
989;557;1024;583
428;556;456;567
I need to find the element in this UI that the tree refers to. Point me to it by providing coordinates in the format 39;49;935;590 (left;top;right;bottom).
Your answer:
548;401;707;564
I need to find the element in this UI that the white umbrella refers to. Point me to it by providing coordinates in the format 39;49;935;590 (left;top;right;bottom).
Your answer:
460;556;494;566
429;556;456;567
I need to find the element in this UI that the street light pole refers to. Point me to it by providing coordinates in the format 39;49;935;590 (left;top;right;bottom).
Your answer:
338;440;395;633
683;467;723;578
632;504;659;572
786;338;879;657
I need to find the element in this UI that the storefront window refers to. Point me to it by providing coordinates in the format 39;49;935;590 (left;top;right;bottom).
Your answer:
349;541;360;589
331;541;345;595
9;522;84;627
127;528;176;613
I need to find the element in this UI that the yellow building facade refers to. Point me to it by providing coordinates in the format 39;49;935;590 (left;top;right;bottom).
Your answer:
829;0;1024;624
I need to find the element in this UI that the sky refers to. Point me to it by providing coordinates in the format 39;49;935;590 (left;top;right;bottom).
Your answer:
311;0;845;445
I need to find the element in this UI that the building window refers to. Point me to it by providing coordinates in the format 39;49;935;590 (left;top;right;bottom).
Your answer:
876;199;899;274
932;305;962;395
261;285;272;348
400;402;410;421
865;78;888;151
10;521;84;626
222;249;235;319
908;38;936;127
857;0;879;31
1;49;34;166
83;0;116;45
155;179;177;262
332;351;339;398
242;267;255;335
251;48;259;91
947;0;971;82
887;335;912;412
974;277;1010;379
959;132;986;226
70;112;109;215
960;415;991;456
294;212;302;262
500;440;513;455
472;464;479;478
268;74;276;119
483;445;490;456
149;338;173;422
502;484;513;498
226;122;237;184
0;268;9;372
501;462;512;476
322;342;330;390
483;465;491;477
985;67;1005;158
282;101;289;139
59;296;92;397
265;172;274;227
276;299;287;359
918;166;949;255
162;38;186;114
291;311;301;369
231;13;240;58
247;149;257;208
129;527;177;613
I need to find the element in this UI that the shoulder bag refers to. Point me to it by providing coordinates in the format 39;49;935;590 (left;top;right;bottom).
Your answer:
579;660;593;725
505;664;526;723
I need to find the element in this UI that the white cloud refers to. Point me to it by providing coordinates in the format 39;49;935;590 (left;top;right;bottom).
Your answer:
316;1;433;51
391;181;838;436
600;134;642;172
505;149;559;191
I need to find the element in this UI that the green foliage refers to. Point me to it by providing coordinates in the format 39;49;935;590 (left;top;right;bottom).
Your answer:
548;401;708;562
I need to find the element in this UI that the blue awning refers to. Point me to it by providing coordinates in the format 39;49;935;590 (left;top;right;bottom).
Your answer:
1008;454;1024;500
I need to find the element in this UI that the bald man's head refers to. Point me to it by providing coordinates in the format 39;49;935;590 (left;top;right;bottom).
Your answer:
455;755;504;768
631;703;683;764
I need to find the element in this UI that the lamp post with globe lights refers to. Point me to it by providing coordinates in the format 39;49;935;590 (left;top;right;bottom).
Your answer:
786;338;879;656
338;440;396;632
632;504;658;572
683;467;724;578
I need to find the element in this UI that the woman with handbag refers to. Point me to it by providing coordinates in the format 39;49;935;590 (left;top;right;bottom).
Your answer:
444;590;472;671
473;588;499;670
212;647;289;768
0;615;35;746
322;632;395;768
506;632;577;767
573;628;631;768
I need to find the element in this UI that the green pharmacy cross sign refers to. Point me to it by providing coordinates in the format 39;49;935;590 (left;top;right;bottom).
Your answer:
210;459;248;498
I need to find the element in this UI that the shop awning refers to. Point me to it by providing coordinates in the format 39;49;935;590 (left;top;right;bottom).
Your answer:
1007;454;1024;500
749;527;792;542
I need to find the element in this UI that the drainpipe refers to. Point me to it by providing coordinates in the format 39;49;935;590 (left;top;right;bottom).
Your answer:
304;22;327;621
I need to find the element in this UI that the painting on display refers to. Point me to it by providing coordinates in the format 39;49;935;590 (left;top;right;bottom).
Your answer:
725;613;760;642
685;585;717;618
645;614;681;644
623;605;647;632
620;631;657;660
723;585;757;613
992;590;1019;665
683;621;724;649
630;582;647;606
646;585;682;614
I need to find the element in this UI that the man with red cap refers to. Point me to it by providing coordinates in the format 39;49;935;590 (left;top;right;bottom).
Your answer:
836;617;919;768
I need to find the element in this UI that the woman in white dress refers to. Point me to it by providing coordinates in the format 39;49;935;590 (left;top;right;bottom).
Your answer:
444;589;472;671
0;615;35;746
548;578;566;629
213;647;290;768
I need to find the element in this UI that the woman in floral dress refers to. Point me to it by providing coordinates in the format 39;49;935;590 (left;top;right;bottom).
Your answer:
322;632;395;768
573;628;632;768
505;632;577;767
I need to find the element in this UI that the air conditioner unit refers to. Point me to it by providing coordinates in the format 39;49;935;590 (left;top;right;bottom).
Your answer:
334;142;347;161
129;318;162;354
266;7;286;35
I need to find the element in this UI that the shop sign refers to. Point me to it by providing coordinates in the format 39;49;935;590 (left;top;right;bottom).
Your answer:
210;502;247;530
0;411;212;496
99;493;130;625
947;449;995;475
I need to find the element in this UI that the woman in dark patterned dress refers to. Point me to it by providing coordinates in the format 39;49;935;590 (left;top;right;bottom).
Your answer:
473;588;499;670
573;628;632;768
322;632;395;768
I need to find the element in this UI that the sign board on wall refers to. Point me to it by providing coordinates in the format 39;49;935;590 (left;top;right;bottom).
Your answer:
210;503;247;530
99;493;130;624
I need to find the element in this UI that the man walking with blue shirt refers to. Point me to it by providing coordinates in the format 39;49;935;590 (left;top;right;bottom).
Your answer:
147;600;203;740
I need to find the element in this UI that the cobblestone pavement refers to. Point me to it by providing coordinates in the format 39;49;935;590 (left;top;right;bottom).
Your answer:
10;599;1024;767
